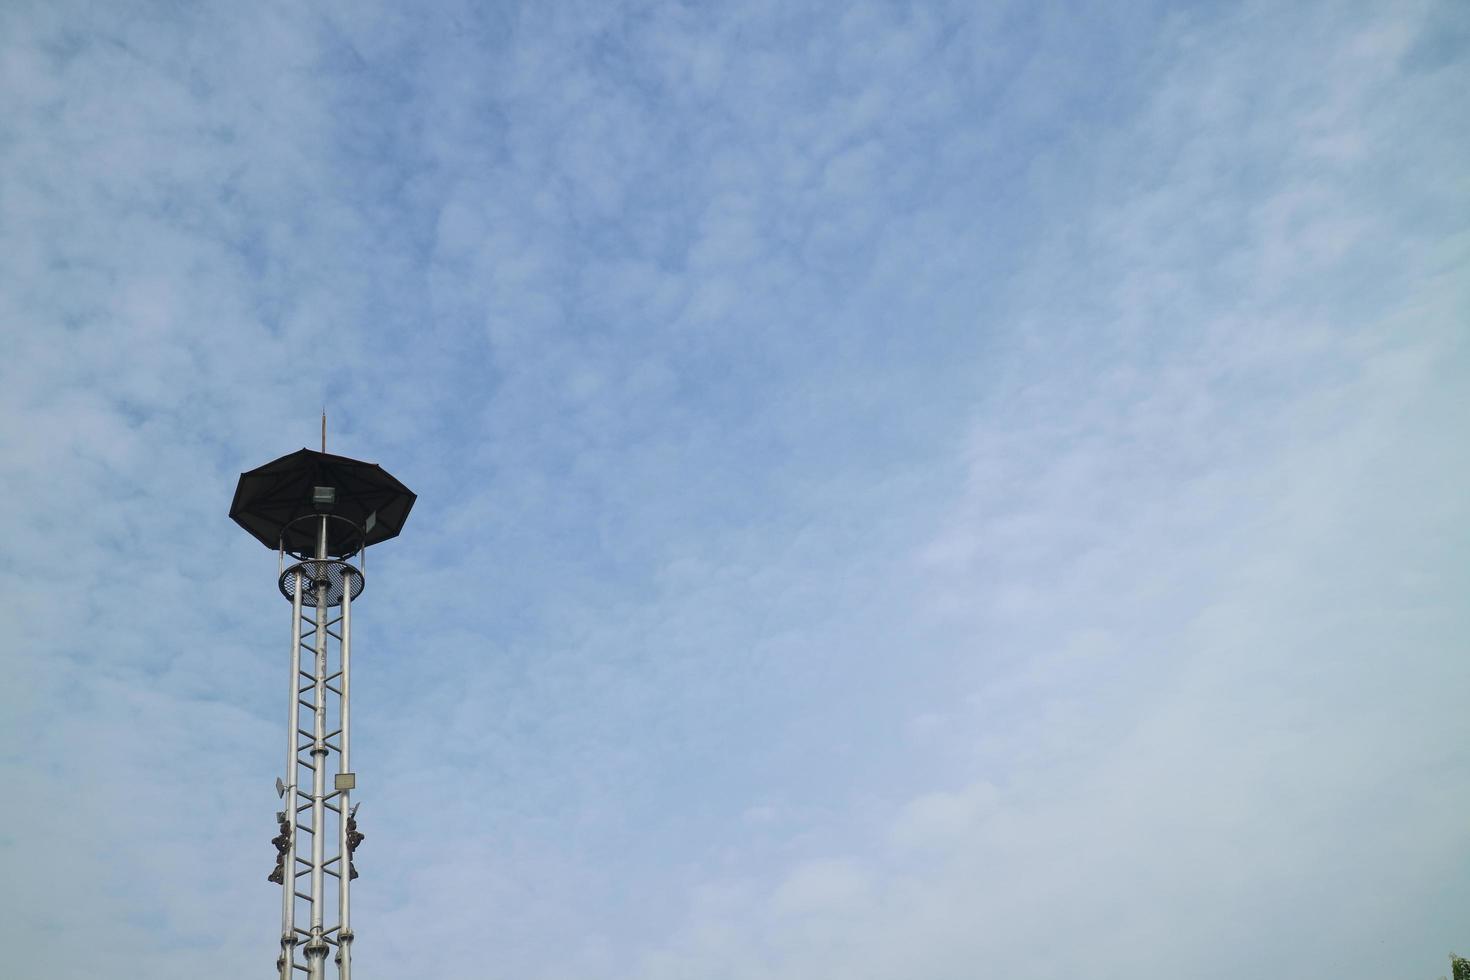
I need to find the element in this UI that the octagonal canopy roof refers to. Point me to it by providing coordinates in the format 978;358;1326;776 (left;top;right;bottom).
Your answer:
230;448;416;557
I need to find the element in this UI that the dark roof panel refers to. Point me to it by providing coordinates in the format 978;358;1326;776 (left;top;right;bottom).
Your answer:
230;448;416;557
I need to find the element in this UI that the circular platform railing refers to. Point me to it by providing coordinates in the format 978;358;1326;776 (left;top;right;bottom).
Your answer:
279;560;364;607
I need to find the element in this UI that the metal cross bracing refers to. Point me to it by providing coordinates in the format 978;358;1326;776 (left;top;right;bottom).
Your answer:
273;520;364;980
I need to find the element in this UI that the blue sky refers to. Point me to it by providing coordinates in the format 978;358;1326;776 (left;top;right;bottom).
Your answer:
2;1;1468;977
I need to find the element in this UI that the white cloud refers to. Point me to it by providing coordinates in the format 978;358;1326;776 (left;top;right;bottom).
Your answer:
772;858;874;917
891;782;999;851
1;1;1465;978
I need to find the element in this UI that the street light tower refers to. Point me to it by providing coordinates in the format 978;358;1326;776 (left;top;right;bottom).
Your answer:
230;447;416;980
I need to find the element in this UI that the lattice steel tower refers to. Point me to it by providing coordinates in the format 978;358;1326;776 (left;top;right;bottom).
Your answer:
230;445;416;980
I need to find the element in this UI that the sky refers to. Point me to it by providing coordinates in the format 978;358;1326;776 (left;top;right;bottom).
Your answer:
1;0;1468;977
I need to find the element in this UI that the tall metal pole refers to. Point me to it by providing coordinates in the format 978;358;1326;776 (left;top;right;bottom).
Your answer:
305;516;331;978
337;570;354;980
280;572;304;980
274;531;363;978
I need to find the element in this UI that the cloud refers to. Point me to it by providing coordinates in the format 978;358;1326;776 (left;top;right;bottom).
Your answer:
891;782;999;851
0;1;1465;978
